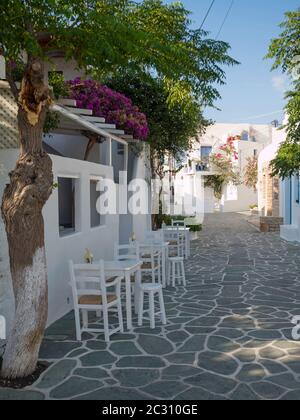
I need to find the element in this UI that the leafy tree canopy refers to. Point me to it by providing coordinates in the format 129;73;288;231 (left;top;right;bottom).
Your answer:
0;0;237;106
105;71;209;166
267;8;300;178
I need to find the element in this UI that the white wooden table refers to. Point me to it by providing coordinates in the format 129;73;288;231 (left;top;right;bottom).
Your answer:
104;260;142;331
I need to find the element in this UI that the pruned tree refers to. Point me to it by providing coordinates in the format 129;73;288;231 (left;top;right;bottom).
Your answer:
0;0;236;379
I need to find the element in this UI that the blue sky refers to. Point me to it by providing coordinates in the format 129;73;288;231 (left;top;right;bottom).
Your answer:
166;0;299;124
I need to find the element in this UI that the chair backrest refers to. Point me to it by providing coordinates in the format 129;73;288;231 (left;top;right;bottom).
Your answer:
69;260;106;308
172;219;186;228
144;230;163;243
114;243;140;262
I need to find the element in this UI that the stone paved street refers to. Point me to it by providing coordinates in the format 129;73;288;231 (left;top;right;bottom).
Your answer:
1;213;300;400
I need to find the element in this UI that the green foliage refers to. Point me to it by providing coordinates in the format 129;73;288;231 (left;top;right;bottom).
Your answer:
267;8;300;177
271;141;300;178
43;111;60;135
48;72;70;99
205;175;225;200
266;8;300;74
205;138;241;199
0;0;237;106
105;71;209;166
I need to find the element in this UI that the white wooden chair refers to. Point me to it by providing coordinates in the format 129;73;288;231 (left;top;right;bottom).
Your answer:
139;243;162;285
114;243;140;262
144;230;163;243
163;226;185;258
172;219;186;228
69;260;124;342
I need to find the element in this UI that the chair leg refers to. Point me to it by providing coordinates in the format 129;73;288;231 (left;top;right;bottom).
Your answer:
149;291;155;329
82;310;88;328
75;309;82;341
158;263;161;285
118;300;124;333
138;289;144;327
172;261;176;288
103;307;110;343
182;261;186;286
167;261;171;286
159;289;167;325
152;267;156;284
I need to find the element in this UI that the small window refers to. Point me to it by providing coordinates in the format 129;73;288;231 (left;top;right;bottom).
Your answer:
254;149;258;157
90;179;102;228
58;177;79;237
241;131;249;141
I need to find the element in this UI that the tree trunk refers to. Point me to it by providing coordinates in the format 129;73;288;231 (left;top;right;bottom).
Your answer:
1;59;53;379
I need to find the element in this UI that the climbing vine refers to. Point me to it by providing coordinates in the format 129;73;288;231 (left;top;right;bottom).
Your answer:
205;137;241;199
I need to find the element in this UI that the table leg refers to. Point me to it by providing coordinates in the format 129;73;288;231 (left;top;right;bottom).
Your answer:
162;248;166;288
125;272;132;331
134;269;142;314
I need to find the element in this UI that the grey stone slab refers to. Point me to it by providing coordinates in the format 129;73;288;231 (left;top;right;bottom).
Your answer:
230;384;261;400
185;372;237;394
280;390;300;400
112;369;160;387
80;351;117;367
163;365;201;378
166;352;196;365
137;335;173;355
73;387;148;400
178;335;206;352
39;341;81;359
50;377;101;399
110;341;142;356
251;382;286;400
237;364;266;383
116;356;166;368
198;352;239;375
73;368;109;380
207;336;240;353
0;389;45;400
141;381;188;399
36;359;76;389
177;387;227;400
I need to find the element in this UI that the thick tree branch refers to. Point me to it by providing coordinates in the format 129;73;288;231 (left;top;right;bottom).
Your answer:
82;131;104;161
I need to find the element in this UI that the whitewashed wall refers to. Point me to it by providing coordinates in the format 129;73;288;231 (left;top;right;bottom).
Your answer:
0;150;119;331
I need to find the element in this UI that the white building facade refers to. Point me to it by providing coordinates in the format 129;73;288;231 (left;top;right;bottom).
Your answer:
176;123;273;215
0;60;151;333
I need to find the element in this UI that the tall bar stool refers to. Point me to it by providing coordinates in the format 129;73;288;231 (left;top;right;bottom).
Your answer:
137;283;167;329
168;256;186;287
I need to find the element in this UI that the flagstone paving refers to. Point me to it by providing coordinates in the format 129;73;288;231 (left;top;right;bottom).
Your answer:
1;212;300;400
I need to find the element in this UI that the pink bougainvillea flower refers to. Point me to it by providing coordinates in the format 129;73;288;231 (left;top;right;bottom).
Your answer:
67;78;149;140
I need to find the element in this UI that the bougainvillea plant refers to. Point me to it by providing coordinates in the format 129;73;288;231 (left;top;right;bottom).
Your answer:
244;156;258;192
205;137;241;199
67;78;149;140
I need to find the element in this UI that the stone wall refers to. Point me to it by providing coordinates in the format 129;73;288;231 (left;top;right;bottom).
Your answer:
260;216;284;233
